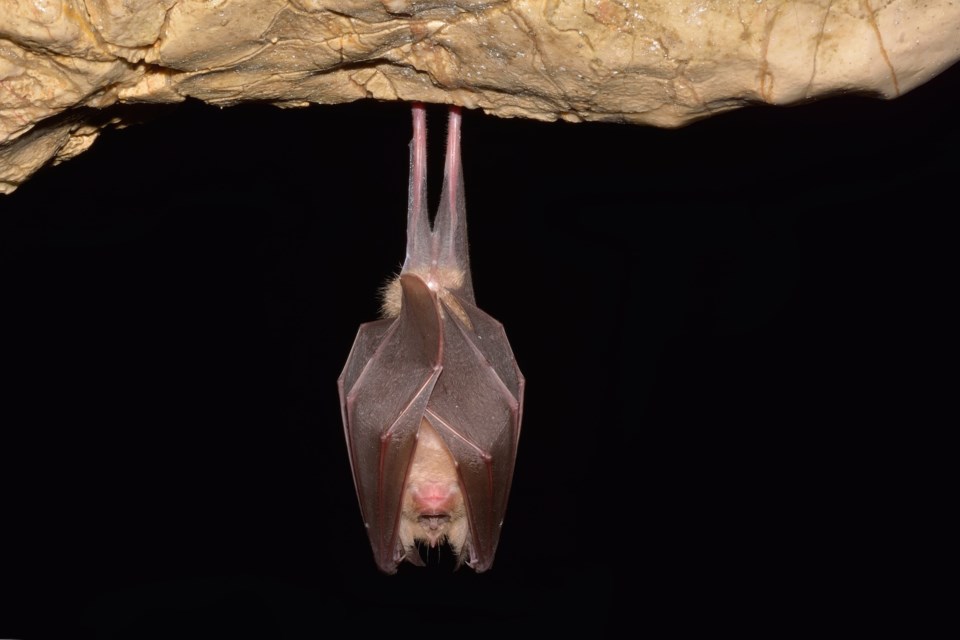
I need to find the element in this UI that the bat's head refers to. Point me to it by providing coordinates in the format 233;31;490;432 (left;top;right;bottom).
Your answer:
397;419;469;562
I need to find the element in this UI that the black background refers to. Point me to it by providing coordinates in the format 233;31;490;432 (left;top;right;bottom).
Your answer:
2;62;955;637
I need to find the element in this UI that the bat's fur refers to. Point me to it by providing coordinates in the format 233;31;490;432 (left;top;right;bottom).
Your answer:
378;274;404;318
398;419;468;561
379;268;471;328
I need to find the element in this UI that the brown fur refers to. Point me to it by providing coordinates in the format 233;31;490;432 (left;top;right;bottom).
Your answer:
379;268;472;329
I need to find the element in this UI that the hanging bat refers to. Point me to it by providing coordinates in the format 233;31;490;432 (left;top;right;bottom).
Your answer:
338;104;524;573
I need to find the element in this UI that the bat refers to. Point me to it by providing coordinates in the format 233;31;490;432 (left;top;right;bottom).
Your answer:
338;104;525;573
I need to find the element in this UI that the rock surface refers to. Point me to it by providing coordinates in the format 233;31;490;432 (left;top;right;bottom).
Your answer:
2;0;959;193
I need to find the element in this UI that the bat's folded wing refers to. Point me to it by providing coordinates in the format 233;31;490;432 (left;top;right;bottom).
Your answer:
338;275;443;573
426;293;525;572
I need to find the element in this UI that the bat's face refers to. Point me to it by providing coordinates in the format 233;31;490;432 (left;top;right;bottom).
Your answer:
397;419;469;557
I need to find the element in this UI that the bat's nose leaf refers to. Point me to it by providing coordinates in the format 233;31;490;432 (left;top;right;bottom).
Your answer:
338;274;443;574
425;294;524;572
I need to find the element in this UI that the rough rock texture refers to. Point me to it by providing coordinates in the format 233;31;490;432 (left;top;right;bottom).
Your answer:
2;0;959;193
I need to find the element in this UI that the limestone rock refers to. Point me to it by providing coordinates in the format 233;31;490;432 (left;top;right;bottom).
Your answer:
2;0;959;193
